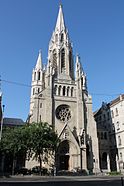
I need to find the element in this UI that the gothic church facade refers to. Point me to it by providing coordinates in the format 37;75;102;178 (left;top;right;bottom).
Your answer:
28;5;99;173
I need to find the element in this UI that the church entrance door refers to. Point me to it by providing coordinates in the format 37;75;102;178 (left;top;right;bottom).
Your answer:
59;155;69;170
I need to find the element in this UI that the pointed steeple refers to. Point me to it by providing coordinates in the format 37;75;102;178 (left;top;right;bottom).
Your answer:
55;4;66;32
35;50;42;70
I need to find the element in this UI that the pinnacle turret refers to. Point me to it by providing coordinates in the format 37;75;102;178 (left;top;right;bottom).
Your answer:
35;50;42;70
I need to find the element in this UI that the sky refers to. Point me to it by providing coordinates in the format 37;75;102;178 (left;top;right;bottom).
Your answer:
0;0;124;121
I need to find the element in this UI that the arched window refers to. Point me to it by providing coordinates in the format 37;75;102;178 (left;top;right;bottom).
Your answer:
118;136;121;146
38;88;40;93
53;50;57;69
116;108;119;116
58;86;61;96
71;87;74;97
61;33;64;42
67;87;69;97
38;71;40;80
63;86;66;96
54;85;57;95
34;72;36;80
61;48;65;73
69;51;72;72
55;34;58;42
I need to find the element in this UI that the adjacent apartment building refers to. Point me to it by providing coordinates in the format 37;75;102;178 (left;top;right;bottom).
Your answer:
94;94;124;173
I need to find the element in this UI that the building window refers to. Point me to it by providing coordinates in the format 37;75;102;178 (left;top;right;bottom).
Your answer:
33;88;35;95
54;85;57;95
61;33;64;42
56;104;71;122
118;136;121;146
71;87;74;97
69;51;72;72
53;50;57;70
40;103;42;108
117;121;120;130
115;108;119;116
67;87;69;97
38;71;40;80
63;86;66;96
38;88;40;93
61;48;65;73
34;72;36;80
58;86;61;96
111;110;114;118
55;34;58;42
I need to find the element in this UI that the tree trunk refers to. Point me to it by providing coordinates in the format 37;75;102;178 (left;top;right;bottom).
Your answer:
39;154;42;176
12;158;16;175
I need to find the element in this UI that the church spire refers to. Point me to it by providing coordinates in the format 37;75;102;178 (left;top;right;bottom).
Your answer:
55;4;66;32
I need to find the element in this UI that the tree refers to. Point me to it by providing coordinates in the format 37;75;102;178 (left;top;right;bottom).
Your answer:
26;122;58;175
0;122;58;175
0;126;28;174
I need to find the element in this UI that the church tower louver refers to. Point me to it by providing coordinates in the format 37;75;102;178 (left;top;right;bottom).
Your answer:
28;5;100;173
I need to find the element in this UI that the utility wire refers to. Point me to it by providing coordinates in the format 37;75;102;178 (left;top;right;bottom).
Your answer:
0;78;122;97
1;79;31;88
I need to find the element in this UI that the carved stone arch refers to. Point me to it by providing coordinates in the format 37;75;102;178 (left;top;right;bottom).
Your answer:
56;140;79;171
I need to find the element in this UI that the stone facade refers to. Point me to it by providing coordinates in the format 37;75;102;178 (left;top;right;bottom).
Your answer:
28;5;99;173
94;94;124;173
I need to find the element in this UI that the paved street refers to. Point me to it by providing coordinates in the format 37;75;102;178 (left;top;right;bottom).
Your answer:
0;176;123;186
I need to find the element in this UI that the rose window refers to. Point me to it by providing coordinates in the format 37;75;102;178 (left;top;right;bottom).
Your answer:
56;105;71;122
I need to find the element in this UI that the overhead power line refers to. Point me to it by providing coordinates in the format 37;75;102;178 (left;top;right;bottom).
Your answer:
0;78;123;97
1;79;31;88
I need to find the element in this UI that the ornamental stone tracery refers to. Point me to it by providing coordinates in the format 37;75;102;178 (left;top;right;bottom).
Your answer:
56;105;71;122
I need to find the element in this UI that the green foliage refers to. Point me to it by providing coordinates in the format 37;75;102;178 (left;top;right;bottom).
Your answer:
0;122;58;175
107;171;121;175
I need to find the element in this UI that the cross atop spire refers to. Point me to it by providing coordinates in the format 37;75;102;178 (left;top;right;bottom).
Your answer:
55;4;65;32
